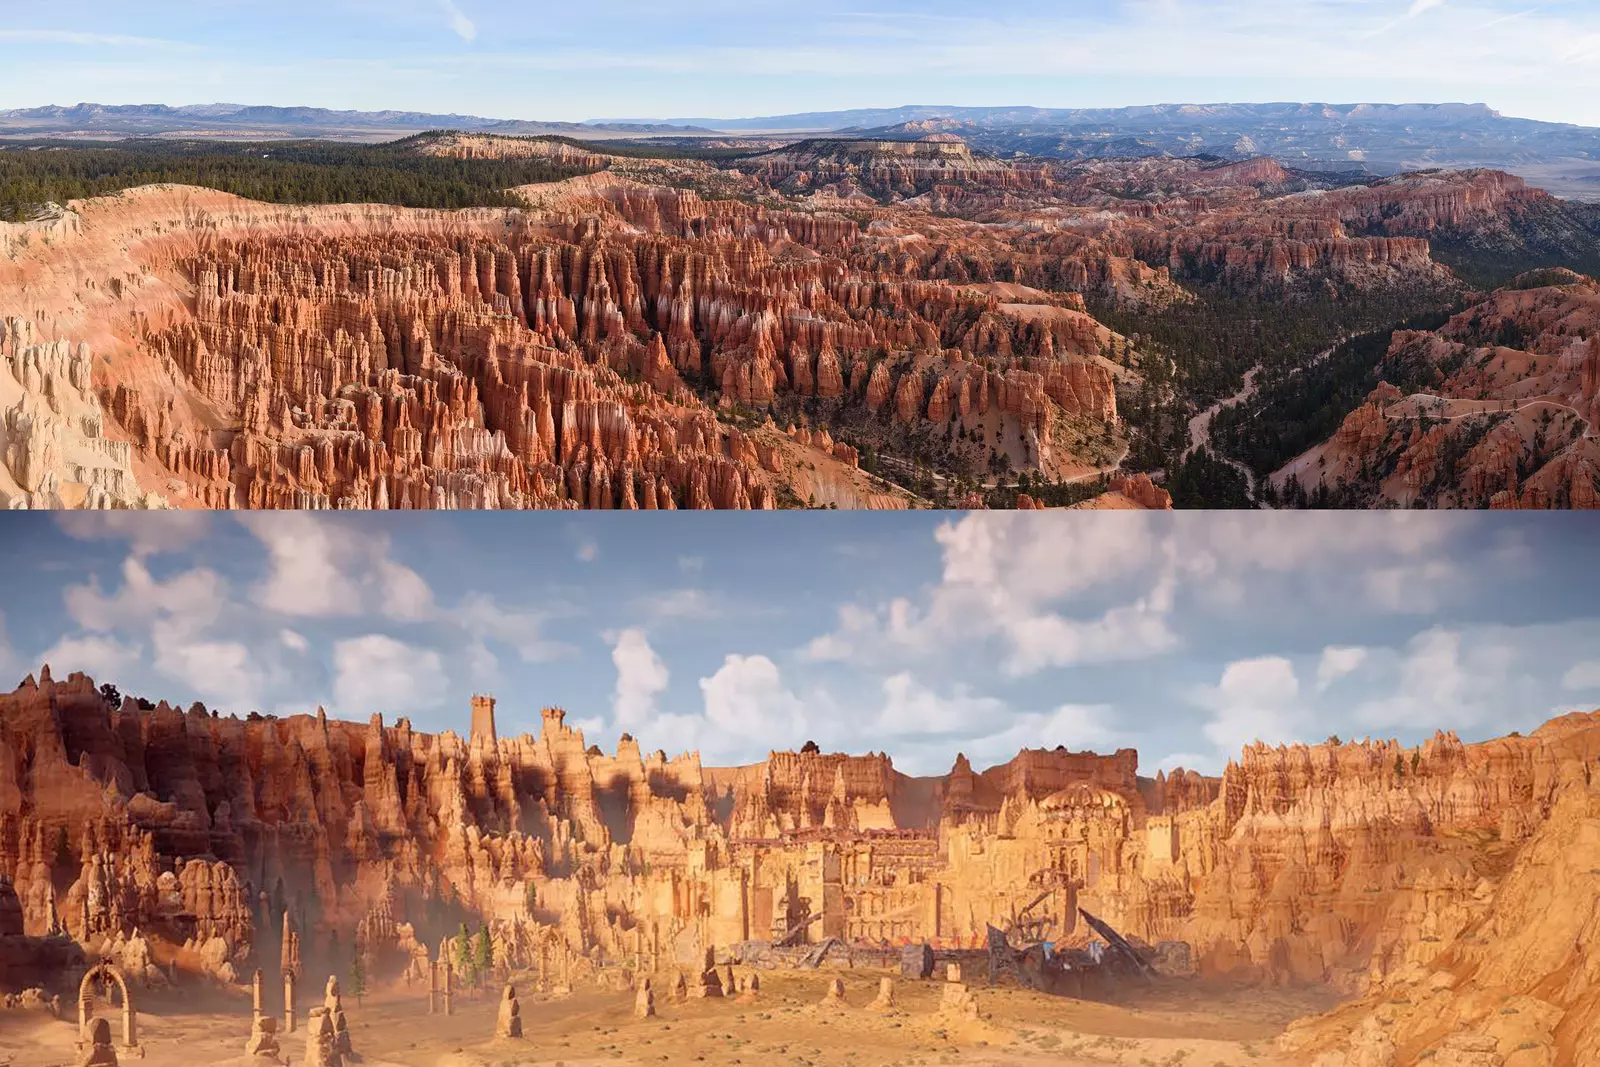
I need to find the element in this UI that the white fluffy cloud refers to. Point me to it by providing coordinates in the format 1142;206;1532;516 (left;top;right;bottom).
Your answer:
700;653;809;743
237;514;433;620
804;513;1176;675
1316;646;1368;691
54;556;268;709
37;633;141;685
1351;627;1521;732
803;512;1461;679
56;511;211;557
1197;655;1306;756
332;634;449;716
612;628;669;729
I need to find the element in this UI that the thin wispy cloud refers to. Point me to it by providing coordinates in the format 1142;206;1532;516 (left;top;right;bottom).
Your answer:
440;0;478;42
0;30;191;49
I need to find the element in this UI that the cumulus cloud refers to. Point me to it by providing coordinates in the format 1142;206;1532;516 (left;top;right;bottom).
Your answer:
37;633;141;686
1196;655;1306;755
64;556;228;632
803;513;1176;675
1351;627;1526;733
612;628;670;729
332;634;449;716
237;514;433;620
802;512;1460;679
55;556;270;709
700;653;809;743
1316;646;1368;691
56;512;211;557
280;629;310;653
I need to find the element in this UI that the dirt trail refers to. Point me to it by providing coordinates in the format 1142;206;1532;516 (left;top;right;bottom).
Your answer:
1182;365;1264;502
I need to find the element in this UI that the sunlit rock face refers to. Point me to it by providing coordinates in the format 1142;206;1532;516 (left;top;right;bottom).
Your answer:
4;661;1597;1047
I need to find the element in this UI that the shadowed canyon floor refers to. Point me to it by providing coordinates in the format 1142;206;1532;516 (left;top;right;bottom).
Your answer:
3;132;1598;507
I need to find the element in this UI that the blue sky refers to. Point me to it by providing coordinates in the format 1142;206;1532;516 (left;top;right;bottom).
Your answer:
1;1;1599;127
1;512;1596;778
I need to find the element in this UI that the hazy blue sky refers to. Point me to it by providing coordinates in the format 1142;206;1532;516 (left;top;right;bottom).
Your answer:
1;512;1596;778
0;1;1597;126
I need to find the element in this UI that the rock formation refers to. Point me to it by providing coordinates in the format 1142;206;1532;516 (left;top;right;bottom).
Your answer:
302;1007;339;1067
633;976;655;1018
79;1016;118;1067
820;977;845;1005
4;666;1600;1059
245;1014;281;1060
496;983;522;1037
1274;269;1600;509
868;977;895;1011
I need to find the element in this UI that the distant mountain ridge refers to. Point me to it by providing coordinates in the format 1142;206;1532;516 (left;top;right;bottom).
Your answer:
0;102;711;140
612;101;1524;130
608;101;1600;196
5;100;1599;198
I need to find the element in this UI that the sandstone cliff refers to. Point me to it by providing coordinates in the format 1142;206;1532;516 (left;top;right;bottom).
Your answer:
4;660;1596;1065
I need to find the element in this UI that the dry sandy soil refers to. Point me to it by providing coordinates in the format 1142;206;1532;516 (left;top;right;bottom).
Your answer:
0;971;1336;1067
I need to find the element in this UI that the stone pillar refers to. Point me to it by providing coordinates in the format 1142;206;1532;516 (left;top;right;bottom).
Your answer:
428;961;439;1014
283;970;297;1033
122;999;136;1049
443;962;454;1016
496;984;522;1038
252;968;264;1021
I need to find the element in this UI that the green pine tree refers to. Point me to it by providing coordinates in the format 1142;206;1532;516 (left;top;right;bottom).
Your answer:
474;926;494;987
348;949;367;1005
454;923;475;990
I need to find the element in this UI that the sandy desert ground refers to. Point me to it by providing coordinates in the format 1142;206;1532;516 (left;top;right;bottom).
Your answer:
0;970;1337;1067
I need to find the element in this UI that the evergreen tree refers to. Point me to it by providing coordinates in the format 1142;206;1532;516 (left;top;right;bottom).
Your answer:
474;926;493;986
348;949;366;1005
454;923;476;990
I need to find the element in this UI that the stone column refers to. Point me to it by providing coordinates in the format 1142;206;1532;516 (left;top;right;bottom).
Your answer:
283;970;297;1033
252;968;264;1021
443;962;454;1016
428;961;439;1014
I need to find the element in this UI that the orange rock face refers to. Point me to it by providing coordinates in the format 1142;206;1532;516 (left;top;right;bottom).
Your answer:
6;659;1598;1061
0;143;1569;510
0;174;1135;509
1274;270;1600;508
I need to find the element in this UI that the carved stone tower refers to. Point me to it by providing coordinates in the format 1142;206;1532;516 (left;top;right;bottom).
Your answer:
470;694;497;744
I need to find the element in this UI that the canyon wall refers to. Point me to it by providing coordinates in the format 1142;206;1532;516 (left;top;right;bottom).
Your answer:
4;665;1596;1050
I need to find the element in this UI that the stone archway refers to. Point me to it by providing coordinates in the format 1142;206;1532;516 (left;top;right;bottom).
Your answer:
78;962;137;1050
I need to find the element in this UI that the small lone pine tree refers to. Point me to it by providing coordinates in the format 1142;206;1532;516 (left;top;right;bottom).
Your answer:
348;949;366;1005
